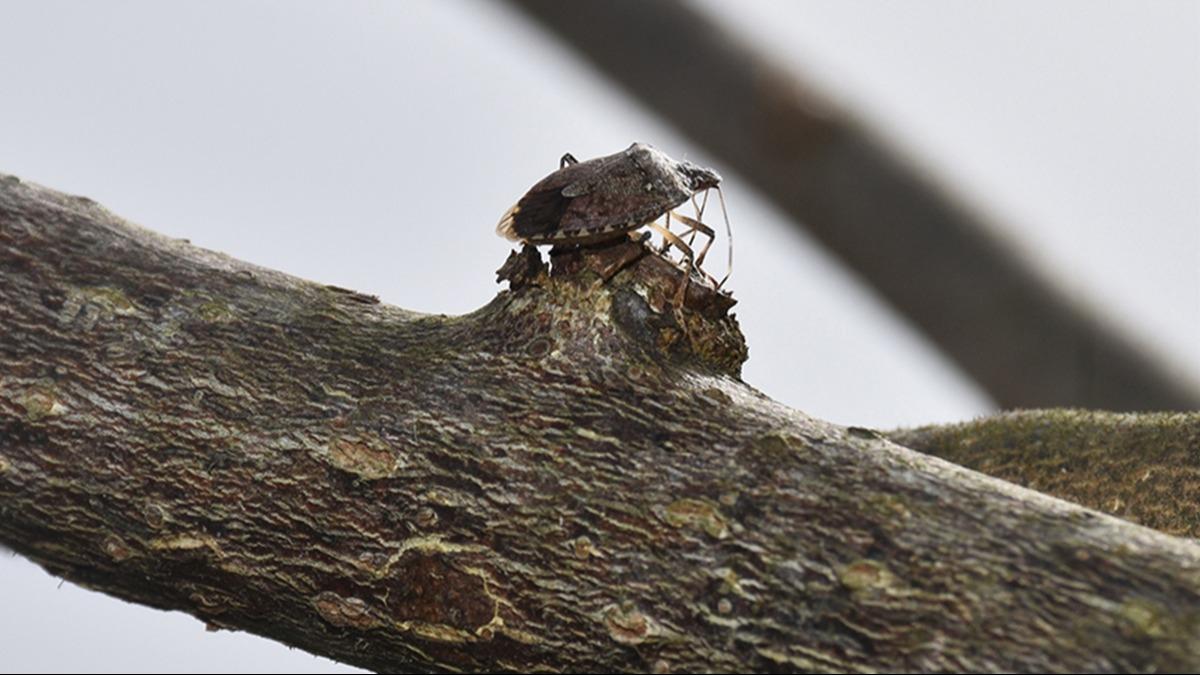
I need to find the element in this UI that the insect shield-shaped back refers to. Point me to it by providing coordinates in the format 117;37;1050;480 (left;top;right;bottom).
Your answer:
496;142;721;246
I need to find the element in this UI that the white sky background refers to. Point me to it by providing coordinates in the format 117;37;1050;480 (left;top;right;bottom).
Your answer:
0;1;1195;672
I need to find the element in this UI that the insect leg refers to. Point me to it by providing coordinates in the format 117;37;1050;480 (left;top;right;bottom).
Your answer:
658;211;673;254
647;219;694;306
560;153;578;169
686;189;710;247
668;210;716;273
647;219;695;269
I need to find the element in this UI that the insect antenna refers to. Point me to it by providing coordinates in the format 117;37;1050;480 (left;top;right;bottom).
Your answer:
715;186;733;291
658;210;673;254
687;189;710;247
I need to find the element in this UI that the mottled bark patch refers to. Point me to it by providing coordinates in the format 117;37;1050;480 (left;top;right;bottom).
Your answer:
602;602;663;645
324;434;397;480
141;503;168;529
660;498;729;539
839;559;897;592
195;299;234;323
382;553;496;636
15;382;67;421
312;591;382;630
102;534;134;562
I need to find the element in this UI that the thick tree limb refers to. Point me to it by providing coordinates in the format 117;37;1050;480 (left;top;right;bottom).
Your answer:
891;410;1200;539
503;0;1200;412
2;173;1200;672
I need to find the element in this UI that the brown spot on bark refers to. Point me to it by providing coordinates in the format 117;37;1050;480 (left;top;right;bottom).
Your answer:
416;506;439;528
384;554;494;631
572;536;595;559
312;591;381;630
16;383;67;421
326;434;396;480
839;559;896;592
527;337;552;358
102;535;132;562
142;503;167;529
662;498;728;539
602;603;661;645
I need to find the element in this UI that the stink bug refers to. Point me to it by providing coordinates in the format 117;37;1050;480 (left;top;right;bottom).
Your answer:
496;142;731;299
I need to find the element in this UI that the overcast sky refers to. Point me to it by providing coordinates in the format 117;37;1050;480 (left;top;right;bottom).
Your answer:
1;1;1196;672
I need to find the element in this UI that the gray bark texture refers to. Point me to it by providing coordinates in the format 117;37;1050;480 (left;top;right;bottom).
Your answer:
2;173;1199;673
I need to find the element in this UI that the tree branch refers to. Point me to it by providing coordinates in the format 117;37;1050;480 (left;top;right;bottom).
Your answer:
2;173;1200;672
890;410;1200;539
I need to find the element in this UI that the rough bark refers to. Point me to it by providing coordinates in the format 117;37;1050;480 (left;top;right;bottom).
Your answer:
2;173;1200;673
890;410;1200;539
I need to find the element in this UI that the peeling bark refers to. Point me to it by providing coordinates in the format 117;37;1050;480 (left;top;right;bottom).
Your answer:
2;173;1200;672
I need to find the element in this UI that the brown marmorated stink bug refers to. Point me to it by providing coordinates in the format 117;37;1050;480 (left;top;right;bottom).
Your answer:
496;142;732;302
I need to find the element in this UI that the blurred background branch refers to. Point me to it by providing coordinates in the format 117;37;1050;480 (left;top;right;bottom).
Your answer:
505;0;1200;411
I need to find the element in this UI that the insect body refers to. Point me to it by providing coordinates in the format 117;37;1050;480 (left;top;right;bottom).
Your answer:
497;143;729;290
